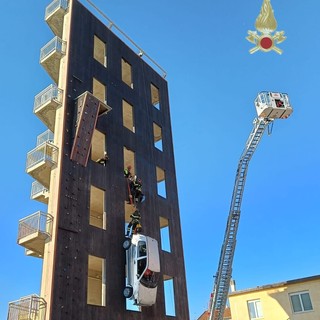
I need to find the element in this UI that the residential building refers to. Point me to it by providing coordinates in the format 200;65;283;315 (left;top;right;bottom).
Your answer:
229;275;320;320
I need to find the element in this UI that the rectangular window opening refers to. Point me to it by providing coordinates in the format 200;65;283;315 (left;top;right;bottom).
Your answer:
164;276;176;316
156;166;166;198
151;83;160;110
93;35;107;67
124;201;137;236
123;100;135;133
91;129;108;165
160;217;171;252
123;147;135;176
93;78;106;104
121;58;133;88
153;122;163;151
124;147;136;207
247;299;263;319
90;185;106;230
290;291;313;313
87;255;106;306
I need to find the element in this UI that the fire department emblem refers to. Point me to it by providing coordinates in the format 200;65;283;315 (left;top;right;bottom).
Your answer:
246;0;286;54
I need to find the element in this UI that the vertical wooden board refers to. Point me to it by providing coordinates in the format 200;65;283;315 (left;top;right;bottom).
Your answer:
70;92;100;166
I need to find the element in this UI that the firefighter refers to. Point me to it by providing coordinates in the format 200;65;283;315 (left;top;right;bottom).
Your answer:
124;165;132;179
131;176;145;204
126;210;142;236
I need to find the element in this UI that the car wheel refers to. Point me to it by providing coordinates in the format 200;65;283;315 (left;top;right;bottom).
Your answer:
123;238;131;250
123;286;133;298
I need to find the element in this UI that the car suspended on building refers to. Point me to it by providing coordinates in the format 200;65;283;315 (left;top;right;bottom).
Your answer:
123;233;160;306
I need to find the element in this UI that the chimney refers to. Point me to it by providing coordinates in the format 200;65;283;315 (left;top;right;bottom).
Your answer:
230;279;236;292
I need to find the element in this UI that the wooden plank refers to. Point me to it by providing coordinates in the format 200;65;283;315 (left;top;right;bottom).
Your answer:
70;92;100;167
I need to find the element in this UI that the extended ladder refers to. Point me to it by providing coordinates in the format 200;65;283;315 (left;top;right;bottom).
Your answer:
209;117;272;320
209;91;293;320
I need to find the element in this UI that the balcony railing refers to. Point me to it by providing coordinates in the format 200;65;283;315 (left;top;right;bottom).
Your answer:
33;84;62;113
40;36;66;83
45;0;68;19
36;129;54;146
18;211;53;242
7;294;46;320
40;36;66;62
26;140;57;188
34;85;62;132
26;141;57;170
34;84;62;112
17;211;53;257
31;181;49;204
45;0;69;38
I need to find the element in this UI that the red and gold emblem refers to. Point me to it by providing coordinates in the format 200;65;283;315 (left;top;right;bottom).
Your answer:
246;0;286;54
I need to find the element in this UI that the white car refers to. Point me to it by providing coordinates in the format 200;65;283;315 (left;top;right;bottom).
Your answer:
123;233;160;306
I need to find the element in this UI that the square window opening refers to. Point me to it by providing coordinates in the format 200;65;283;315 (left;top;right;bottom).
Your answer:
290;291;313;313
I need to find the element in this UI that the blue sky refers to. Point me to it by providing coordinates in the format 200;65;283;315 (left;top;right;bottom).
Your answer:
1;1;319;319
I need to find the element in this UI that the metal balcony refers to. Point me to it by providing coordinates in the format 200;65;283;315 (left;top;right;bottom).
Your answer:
40;36;66;84
34;84;63;132
36;129;54;146
31;181;49;204
17;211;53;258
7;294;46;320
26;131;57;188
45;0;69;38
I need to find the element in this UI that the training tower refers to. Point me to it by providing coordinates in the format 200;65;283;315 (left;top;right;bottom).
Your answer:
9;0;189;319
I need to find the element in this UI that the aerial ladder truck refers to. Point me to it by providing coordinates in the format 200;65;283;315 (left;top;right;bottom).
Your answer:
208;92;293;320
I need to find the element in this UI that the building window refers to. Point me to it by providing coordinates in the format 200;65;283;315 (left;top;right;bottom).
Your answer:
87;255;106;306
121;58;133;88
247;299;263;319
90;185;106;230
91;129;107;165
153;122;163;151
123;146;135;175
156;166;166;198
93;78;106;103
164;276;176;316
160;217;171;252
151;83;160;109
290;291;313;313
93;35;107;67
122;100;135;132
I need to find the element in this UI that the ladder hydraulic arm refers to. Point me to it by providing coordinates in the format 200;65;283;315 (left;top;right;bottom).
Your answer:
208;117;272;320
208;91;293;320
